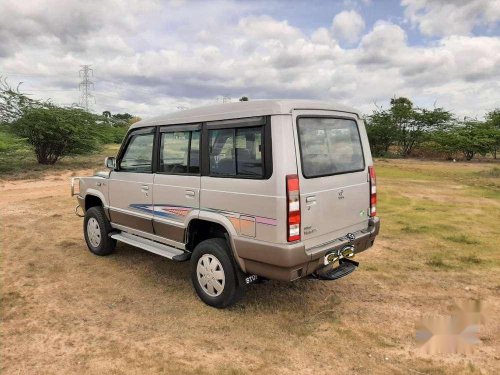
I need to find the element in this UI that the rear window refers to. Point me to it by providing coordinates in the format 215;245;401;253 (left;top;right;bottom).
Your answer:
297;117;364;178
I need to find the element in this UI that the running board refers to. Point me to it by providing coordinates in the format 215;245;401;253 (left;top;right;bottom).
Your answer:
110;232;190;261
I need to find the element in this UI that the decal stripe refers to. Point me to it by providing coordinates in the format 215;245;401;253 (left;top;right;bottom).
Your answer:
128;204;277;226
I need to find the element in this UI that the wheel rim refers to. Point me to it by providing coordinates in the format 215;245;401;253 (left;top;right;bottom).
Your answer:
197;254;225;297
87;217;101;248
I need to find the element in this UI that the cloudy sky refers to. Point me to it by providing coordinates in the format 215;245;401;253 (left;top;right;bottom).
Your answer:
0;0;499;119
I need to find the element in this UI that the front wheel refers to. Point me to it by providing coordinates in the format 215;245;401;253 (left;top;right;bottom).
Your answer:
190;238;244;308
83;206;116;256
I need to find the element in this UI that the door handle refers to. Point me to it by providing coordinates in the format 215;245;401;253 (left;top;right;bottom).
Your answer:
306;195;316;204
141;185;149;191
185;190;196;198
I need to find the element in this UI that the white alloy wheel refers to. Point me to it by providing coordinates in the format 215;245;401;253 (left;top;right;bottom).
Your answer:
87;217;101;248
197;254;225;297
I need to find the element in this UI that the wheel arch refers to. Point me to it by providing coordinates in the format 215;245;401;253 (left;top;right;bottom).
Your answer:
84;190;108;218
185;215;246;273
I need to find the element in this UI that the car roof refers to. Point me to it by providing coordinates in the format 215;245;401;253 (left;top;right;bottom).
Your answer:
130;99;361;129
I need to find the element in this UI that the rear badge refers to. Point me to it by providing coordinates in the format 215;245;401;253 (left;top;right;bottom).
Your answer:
359;210;365;217
346;233;356;242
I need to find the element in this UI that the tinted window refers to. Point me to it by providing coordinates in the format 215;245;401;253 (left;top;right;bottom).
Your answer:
160;130;200;174
120;132;154;173
189;131;200;174
297;118;364;178
209;127;263;177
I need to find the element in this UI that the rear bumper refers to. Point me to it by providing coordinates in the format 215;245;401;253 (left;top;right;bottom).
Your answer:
233;217;380;281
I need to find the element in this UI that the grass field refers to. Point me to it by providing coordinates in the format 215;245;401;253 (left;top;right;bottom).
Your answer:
1;155;499;374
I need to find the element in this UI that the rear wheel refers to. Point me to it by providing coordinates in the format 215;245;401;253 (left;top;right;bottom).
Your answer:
83;206;116;256
190;238;244;308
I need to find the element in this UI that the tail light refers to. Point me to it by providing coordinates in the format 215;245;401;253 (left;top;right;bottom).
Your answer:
368;166;377;217
286;174;301;242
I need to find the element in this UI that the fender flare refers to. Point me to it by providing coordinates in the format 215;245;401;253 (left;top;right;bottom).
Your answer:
83;189;109;218
186;211;246;273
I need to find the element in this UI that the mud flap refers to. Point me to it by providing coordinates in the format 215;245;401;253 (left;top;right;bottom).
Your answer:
310;258;359;281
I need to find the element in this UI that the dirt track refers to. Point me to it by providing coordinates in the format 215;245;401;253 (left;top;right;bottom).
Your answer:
1;164;499;374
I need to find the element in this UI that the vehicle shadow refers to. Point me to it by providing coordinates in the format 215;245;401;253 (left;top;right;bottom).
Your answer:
109;243;336;314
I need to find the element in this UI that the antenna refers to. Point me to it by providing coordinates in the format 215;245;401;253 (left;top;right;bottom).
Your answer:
79;65;94;111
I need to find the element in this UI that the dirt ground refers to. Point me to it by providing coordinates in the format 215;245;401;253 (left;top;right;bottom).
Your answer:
1;160;499;374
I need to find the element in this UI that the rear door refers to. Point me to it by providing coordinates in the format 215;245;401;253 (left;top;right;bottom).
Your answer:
153;124;201;245
292;110;370;249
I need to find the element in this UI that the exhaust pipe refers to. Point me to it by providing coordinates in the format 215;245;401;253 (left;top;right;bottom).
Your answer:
313;245;359;281
324;245;355;265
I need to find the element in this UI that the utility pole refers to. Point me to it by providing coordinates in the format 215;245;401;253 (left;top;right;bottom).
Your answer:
79;65;94;111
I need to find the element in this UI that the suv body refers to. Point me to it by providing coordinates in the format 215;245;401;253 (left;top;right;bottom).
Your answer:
72;100;380;307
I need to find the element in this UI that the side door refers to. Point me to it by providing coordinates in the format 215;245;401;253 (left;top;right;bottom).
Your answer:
153;124;201;245
108;127;156;234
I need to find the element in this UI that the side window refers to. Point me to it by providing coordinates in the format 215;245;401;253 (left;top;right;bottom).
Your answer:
119;132;154;173
209;126;263;177
160;130;200;174
189;131;200;174
209;129;235;175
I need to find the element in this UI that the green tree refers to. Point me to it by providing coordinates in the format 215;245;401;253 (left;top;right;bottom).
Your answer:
485;109;500;159
365;111;399;156
12;105;100;164
0;77;45;124
366;97;452;157
239;96;249;101
112;113;133;121
430;120;494;160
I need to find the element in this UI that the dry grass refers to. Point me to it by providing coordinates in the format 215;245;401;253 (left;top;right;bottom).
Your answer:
1;157;499;374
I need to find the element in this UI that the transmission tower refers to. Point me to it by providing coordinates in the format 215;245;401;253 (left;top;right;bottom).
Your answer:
79;65;94;111
216;95;231;103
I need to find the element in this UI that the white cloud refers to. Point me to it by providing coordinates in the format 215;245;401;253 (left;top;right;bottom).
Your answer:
332;10;366;44
0;0;498;119
402;0;500;37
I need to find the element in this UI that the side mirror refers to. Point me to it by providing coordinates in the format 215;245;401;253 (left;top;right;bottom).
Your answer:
105;157;116;170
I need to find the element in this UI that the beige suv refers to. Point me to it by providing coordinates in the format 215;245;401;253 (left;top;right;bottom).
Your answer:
71;100;380;308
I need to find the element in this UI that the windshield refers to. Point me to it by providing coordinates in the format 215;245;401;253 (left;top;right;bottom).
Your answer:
297;117;364;178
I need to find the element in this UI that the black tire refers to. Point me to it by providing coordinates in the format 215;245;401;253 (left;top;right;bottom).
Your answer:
83;206;116;256
190;238;244;308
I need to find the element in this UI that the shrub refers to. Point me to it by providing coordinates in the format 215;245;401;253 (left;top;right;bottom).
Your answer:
0;128;32;172
11;105;101;164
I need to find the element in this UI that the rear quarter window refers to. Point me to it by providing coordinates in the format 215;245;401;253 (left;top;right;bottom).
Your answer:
297;117;364;178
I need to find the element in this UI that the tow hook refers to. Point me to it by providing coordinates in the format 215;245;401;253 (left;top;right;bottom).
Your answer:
74;205;84;218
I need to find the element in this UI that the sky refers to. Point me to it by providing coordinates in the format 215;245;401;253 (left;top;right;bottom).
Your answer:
0;0;499;119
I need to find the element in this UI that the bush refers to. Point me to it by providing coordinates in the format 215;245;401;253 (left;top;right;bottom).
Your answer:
94;122;129;144
0;128;32;172
11;106;101;164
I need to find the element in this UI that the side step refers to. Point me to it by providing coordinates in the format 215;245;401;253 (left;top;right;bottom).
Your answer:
110;232;190;261
310;259;359;281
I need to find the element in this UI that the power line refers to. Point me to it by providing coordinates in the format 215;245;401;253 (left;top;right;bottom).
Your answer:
79;65;94;111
